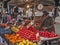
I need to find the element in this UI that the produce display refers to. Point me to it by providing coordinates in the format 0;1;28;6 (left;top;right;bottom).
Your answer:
39;31;58;38
5;33;25;43
5;33;37;45
11;25;22;33
27;26;58;38
17;26;36;41
28;26;39;34
16;40;37;45
0;6;60;45
0;22;59;45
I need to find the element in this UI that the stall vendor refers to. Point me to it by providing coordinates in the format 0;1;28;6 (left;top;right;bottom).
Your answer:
39;11;55;32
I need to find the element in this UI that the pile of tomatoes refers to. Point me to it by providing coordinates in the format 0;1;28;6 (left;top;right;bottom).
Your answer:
17;26;36;41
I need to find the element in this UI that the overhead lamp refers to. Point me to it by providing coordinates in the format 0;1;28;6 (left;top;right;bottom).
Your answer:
27;4;30;8
25;0;29;2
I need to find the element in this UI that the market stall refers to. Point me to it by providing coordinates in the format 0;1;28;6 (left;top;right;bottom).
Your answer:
0;20;60;45
0;0;60;45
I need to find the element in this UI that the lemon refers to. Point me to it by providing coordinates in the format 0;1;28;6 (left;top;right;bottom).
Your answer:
18;26;21;29
19;42;24;45
26;40;29;42
22;40;26;44
33;43;37;45
29;41;33;45
26;40;30;44
26;43;29;45
21;43;24;45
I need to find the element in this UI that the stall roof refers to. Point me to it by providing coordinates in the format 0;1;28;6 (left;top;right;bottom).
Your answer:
8;0;55;11
8;0;55;6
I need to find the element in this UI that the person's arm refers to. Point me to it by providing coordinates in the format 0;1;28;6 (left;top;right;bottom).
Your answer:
39;19;45;30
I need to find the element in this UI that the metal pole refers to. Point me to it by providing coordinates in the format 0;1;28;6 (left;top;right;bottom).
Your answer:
33;0;36;21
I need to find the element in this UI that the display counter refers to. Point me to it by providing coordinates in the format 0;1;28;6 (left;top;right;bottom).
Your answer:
41;36;60;45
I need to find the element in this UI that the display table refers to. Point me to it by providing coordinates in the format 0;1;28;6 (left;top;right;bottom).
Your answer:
41;36;60;45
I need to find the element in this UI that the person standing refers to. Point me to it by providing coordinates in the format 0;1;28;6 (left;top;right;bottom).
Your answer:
39;11;55;32
17;12;23;22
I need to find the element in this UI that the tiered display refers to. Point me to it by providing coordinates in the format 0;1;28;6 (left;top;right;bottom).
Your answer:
0;23;59;45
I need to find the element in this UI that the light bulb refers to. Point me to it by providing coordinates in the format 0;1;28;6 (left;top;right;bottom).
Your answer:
27;5;30;8
26;0;28;2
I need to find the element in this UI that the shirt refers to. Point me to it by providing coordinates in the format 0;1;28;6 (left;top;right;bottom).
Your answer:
39;16;54;32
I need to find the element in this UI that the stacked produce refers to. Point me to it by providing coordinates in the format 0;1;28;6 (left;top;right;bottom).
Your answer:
17;26;36;41
18;27;36;41
11;25;23;33
16;40;37;45
5;33;37;45
39;31;58;38
0;21;58;45
28;26;39;34
27;26;58;38
5;33;24;43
